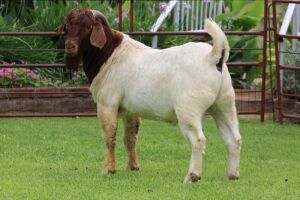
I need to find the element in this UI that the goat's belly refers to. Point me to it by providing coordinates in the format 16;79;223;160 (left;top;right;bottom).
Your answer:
120;95;177;123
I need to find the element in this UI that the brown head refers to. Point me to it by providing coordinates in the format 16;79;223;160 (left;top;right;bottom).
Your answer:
58;8;114;70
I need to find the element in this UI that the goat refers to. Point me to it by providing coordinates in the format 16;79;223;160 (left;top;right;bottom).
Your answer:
58;8;242;183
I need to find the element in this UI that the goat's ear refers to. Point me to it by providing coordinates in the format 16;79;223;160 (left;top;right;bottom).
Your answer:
57;22;66;33
52;22;65;43
90;23;107;49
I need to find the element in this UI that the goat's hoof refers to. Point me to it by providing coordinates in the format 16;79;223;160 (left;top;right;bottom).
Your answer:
102;168;116;175
130;166;140;171
184;173;201;184
227;173;239;180
126;164;140;171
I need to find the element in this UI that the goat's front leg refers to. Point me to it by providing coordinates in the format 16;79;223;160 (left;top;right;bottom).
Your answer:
97;104;118;174
123;116;141;171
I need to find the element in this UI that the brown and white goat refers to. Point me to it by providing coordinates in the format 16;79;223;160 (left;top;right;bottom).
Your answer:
58;8;242;183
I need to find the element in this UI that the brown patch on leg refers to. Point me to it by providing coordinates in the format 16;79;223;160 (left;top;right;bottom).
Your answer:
123;116;141;171
103;152;116;174
98;107;118;175
102;129;116;174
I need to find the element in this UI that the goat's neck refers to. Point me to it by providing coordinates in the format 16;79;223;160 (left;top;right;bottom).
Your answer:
82;30;123;83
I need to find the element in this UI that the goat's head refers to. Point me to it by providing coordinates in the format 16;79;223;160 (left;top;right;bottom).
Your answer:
58;8;111;70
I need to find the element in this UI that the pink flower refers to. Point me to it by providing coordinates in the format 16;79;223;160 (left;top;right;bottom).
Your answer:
159;2;168;12
24;68;39;79
12;70;16;77
0;68;17;77
0;69;5;77
25;68;31;74
30;71;38;79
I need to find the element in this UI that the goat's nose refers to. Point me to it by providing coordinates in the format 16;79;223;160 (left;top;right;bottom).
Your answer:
65;43;76;50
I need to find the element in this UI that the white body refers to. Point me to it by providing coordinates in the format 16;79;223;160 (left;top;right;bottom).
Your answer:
91;37;225;122
90;19;241;183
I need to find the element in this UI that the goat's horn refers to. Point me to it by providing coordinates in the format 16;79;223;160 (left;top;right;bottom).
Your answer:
91;10;110;26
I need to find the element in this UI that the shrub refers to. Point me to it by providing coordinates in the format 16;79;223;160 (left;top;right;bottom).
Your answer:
1;67;46;87
216;0;265;89
284;46;300;96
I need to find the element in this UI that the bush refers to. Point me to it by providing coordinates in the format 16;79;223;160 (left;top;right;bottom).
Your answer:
284;46;300;96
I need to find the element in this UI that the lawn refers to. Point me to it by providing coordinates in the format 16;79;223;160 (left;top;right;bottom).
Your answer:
0;117;299;200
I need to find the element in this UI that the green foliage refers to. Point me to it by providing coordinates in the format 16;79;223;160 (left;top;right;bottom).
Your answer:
218;0;264;31
0;118;300;199
0;16;62;64
284;46;300;94
0;67;71;87
216;0;265;89
122;0;185;48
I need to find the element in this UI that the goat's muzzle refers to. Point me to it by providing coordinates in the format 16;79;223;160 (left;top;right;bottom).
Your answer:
64;40;81;70
65;41;79;56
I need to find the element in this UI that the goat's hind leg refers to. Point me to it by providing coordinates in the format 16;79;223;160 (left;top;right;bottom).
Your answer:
177;112;206;183
122;116;141;171
211;104;242;180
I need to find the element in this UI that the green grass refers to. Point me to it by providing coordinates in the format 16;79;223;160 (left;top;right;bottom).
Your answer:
0;117;299;200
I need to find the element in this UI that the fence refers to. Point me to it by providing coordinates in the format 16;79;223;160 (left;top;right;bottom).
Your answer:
272;0;300;123
0;0;291;123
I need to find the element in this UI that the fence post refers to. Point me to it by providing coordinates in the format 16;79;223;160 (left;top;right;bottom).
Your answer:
118;0;123;31
260;0;268;122
272;1;283;123
173;1;180;31
130;0;134;32
292;4;299;50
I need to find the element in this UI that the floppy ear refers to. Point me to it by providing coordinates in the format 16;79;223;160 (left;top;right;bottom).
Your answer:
57;22;66;34
51;22;66;43
90;23;107;48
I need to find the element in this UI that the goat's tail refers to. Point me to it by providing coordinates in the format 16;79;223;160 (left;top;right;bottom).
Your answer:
204;19;229;71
